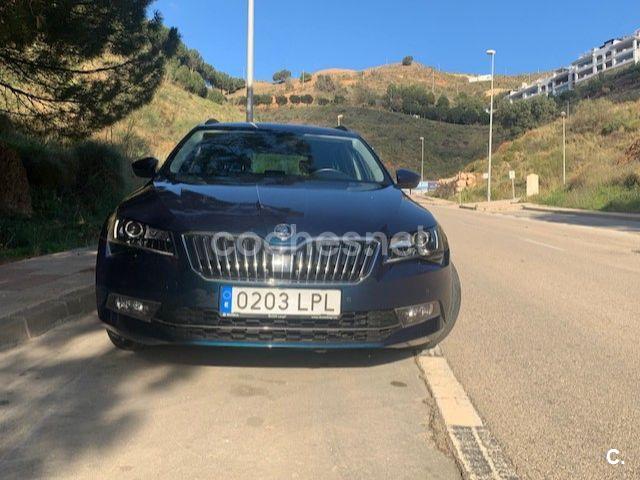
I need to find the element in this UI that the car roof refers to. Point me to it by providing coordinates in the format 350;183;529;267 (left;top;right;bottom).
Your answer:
194;122;359;138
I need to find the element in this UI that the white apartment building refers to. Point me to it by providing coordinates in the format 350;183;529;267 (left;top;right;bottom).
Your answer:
508;29;640;101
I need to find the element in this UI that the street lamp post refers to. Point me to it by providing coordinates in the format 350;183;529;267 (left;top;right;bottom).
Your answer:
419;136;425;183
486;49;496;202
246;0;255;122
561;111;567;185
337;114;344;126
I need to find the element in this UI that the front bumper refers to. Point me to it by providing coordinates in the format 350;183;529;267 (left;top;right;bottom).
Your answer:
96;239;454;349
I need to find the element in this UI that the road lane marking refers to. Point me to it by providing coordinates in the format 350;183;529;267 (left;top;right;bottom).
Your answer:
418;349;519;480
520;238;565;252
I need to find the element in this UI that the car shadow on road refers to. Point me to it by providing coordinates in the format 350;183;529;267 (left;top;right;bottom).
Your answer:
136;344;417;369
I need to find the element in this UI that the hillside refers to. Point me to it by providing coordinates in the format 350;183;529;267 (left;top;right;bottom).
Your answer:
460;96;640;212
232;62;529;103
257;105;489;178
96;81;244;162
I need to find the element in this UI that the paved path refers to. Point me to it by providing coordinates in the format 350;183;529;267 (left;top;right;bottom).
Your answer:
0;315;461;480
0;248;96;348
429;204;640;480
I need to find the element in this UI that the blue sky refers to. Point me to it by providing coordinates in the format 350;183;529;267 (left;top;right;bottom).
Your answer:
153;0;639;79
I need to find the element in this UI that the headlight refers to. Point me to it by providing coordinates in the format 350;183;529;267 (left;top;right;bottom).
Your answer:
386;225;448;264
110;218;175;256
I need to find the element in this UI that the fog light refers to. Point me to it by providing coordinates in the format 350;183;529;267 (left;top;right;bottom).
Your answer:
395;302;439;327
107;294;160;322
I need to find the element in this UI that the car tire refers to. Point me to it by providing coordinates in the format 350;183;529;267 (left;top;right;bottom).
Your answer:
420;263;461;350
106;330;144;351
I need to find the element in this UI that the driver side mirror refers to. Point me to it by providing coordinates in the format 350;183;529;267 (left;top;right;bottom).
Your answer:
132;157;158;178
396;169;421;189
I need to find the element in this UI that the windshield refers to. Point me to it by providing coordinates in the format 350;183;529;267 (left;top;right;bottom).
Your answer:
164;129;389;184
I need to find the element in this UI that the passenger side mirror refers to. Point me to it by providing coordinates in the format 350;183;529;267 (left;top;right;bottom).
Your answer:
132;157;158;178
396;169;421;189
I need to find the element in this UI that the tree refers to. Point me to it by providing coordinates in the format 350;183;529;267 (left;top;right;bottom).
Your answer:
253;94;273;106
402;56;414;66
315;74;336;92
275;95;288;106
495;95;558;136
300;94;314;105
173;64;207;97
0;1;179;138
300;72;312;84
272;69;291;84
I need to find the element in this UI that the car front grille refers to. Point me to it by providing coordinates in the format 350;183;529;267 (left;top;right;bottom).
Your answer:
164;308;399;329
182;234;380;284
161;325;398;344
153;308;401;345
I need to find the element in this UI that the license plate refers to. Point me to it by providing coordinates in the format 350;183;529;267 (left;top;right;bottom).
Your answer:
219;286;341;318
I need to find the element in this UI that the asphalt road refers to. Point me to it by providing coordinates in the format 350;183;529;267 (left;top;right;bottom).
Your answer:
0;315;460;480
431;205;640;480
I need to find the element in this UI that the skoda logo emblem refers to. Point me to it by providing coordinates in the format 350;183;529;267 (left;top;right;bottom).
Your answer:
273;224;293;241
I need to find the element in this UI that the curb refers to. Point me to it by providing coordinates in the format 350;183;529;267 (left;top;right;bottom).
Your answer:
521;204;640;222
0;285;95;350
417;348;519;480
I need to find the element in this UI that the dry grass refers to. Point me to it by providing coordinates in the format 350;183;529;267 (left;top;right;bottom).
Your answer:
461;97;640;212
95;81;244;161
258;105;489;177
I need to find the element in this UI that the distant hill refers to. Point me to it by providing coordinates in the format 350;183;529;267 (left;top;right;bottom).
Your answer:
258;105;490;178
232;62;530;103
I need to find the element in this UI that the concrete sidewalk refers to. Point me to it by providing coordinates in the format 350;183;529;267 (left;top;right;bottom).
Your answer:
0;248;96;349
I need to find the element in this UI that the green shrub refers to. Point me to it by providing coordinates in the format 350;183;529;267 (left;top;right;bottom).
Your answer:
275;95;288;106
315;75;336;92
300;94;314;105
299;72;312;83
72;141;129;213
333;94;346;105
402;56;414;66
601;115;640;135
253;94;273;106
206;89;226;104
289;95;301;105
317;97;331;106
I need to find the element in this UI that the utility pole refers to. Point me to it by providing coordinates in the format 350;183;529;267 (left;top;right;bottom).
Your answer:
561;111;567;185
486;49;496;202
419;136;425;183
246;0;254;122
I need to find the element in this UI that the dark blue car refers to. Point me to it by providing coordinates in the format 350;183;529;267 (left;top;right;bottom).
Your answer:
96;122;461;350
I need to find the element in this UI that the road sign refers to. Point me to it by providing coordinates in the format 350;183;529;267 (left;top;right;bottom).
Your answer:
509;170;515;180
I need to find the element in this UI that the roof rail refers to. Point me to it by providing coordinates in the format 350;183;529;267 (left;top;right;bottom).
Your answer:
205;118;219;124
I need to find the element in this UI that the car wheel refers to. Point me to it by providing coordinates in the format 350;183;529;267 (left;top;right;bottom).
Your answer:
106;330;144;351
420;263;461;350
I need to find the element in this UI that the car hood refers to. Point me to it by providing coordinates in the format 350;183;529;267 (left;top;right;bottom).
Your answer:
117;179;436;237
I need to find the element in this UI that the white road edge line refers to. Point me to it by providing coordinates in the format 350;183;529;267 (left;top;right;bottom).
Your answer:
417;347;519;480
520;237;565;252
